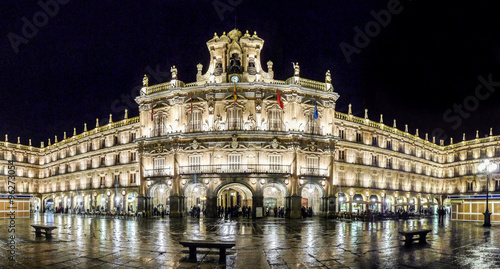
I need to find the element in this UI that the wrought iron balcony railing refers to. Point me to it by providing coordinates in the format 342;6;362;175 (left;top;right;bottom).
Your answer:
144;168;172;177
179;164;291;175
300;167;328;177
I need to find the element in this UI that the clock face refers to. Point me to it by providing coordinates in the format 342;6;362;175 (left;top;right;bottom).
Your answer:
230;75;239;83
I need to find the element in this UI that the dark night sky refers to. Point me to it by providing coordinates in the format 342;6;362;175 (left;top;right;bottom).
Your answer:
2;0;500;146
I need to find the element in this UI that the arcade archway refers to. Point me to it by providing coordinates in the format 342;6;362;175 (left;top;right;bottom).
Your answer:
216;183;253;218
127;192;138;213
300;183;323;216
185;183;208;212
150;184;170;213
263;182;286;217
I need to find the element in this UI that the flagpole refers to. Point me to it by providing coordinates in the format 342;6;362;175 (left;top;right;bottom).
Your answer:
234;83;237;102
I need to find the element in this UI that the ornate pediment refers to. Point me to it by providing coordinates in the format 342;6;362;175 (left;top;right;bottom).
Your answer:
184;139;207;150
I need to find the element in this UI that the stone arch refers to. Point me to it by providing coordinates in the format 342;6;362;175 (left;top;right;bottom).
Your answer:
300;182;324;216
215;182;255;218
126;192;139;213
183;182;208;212
149;183;171;210
214;180;256;197
262;180;288;214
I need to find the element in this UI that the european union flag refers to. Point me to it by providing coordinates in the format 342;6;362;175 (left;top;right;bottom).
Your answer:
314;100;319;119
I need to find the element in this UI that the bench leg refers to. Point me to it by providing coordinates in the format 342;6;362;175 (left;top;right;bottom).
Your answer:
45;231;52;238
34;229;42;237
419;234;427;244
188;247;197;261
404;236;412;246
219;248;226;262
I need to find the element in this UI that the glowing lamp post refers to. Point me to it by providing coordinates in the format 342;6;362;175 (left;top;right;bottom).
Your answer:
478;159;497;227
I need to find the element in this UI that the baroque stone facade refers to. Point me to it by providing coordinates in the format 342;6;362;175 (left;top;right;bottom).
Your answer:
1;29;499;220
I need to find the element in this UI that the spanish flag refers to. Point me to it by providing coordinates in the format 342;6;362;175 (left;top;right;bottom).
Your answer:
151;105;154;121
233;83;237;102
277;90;284;109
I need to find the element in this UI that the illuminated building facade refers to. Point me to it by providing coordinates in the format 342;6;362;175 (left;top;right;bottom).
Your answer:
1;29;499;221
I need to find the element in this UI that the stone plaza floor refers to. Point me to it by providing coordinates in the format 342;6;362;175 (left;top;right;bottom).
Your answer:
0;214;499;268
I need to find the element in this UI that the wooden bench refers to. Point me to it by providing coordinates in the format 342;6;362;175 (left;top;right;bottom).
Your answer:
31;224;57;238
398;229;431;246
179;240;235;262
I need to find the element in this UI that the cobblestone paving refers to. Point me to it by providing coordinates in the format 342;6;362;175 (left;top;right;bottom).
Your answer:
1;214;499;268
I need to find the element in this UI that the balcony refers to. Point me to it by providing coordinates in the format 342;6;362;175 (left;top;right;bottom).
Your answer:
179;164;291;175
144;168;172;177
300;167;328;177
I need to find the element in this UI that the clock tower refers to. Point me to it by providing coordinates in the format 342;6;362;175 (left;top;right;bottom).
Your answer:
195;29;274;83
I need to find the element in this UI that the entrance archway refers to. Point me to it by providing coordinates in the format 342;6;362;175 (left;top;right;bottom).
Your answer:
216;183;253;218
185;183;207;214
44;198;54;212
369;194;379;211
127;192;138;213
300;183;323;216
338;193;348;212
352;194;364;214
32;197;41;212
263;182;286;217
149;184;170;215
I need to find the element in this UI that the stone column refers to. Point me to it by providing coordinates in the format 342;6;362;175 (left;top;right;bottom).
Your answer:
137;196;145;213
169;177;183;218
320;197;327;218
205;196;217;218
288;175;302;218
327;196;337;218
288;145;303;219
252;195;264;219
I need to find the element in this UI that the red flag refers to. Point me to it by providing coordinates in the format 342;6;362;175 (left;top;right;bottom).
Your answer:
190;93;193;113
151;105;154;121
233;83;237;102
277;91;284;109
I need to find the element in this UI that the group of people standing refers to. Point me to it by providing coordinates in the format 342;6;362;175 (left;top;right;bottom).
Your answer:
189;205;204;218
266;206;286;218
301;206;313;218
216;205;252;218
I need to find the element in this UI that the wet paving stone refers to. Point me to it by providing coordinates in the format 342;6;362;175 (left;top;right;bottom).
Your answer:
1;214;499;268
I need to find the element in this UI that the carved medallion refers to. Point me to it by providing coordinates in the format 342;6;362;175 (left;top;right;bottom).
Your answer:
231;135;238;149
271;139;279;149
192;140;199;150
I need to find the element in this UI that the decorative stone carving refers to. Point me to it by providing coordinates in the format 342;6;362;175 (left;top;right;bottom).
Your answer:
231;135;238;149
310;141;317;152
245;114;256;130
192;140;199;150
271;139;279;149
325;70;331;84
292;62;300;77
171;66;178;80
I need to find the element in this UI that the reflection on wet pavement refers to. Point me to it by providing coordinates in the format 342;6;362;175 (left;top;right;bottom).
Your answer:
1;214;499;268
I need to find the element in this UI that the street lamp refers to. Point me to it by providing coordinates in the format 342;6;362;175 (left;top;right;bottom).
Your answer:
478;159;497;227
